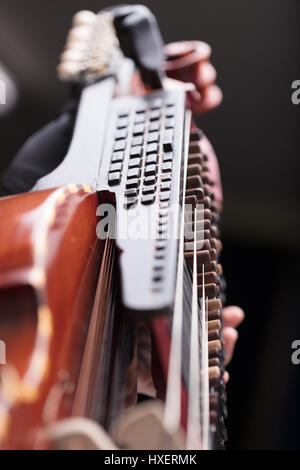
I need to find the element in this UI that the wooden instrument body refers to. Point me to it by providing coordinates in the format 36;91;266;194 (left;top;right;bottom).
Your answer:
0;185;101;449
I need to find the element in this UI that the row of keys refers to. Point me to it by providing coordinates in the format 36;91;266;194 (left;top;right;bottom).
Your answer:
151;156;174;287
152;206;171;289
110;157;173;189
124;182;171;198
117;117;174;134
126;173;171;190
108;111;130;185
124;177;172;208
116;113;174;134
126;163;173;187
124;191;172;209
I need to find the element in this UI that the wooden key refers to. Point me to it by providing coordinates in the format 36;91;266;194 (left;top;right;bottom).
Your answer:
207;299;222;311
184;250;211;267
185;218;212;233
185;187;205;201
208;310;221;321
188;154;203;165
208;329;220;341
203;184;212;196
189;143;201;154
216;264;223;276
185;239;212;252
202;261;217;273
209;347;220;358
209;367;222;388
197;196;212;208
210;225;220;238
202;172;213;185
216;240;223;252
209;392;219;411
187;164;202;178
212;212;221;225
208;340;222;353
210;238;218;250
186;175;203;190
209;366;221;379
198;283;220;298
185;195;198;207
190;129;204;141
198;271;219;285
184;219;212;233
208;319;221;331
209;358;221;368
185;208;212;222
196;229;212;241
201;164;210;172
209;249;218;261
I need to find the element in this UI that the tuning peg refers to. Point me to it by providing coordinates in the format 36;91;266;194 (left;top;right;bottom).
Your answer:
57;62;81;82
67;25;92;43
72;10;97;27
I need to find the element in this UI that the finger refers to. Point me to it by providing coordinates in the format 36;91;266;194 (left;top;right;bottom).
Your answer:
164;40;212;64
223;371;230;383
193;41;212;62
223;326;238;365
223;306;245;328
196;61;217;89
191;84;223;114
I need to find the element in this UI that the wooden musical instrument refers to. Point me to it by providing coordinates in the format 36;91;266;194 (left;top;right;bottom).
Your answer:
0;5;227;450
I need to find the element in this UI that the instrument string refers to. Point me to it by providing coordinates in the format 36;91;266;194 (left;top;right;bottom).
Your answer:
72;228;114;418
201;265;210;450
186;209;201;449
163;111;191;433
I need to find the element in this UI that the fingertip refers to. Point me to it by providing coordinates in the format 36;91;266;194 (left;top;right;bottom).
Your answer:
223;371;230;383
223;326;238;344
192;84;223;114
223;327;238;365
203;84;223;110
196;61;217;88
223;306;245;328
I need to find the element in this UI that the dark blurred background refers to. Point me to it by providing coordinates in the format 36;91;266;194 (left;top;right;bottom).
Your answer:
0;0;299;449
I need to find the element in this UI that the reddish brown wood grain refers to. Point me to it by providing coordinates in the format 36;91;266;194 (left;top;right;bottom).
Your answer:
0;185;102;449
